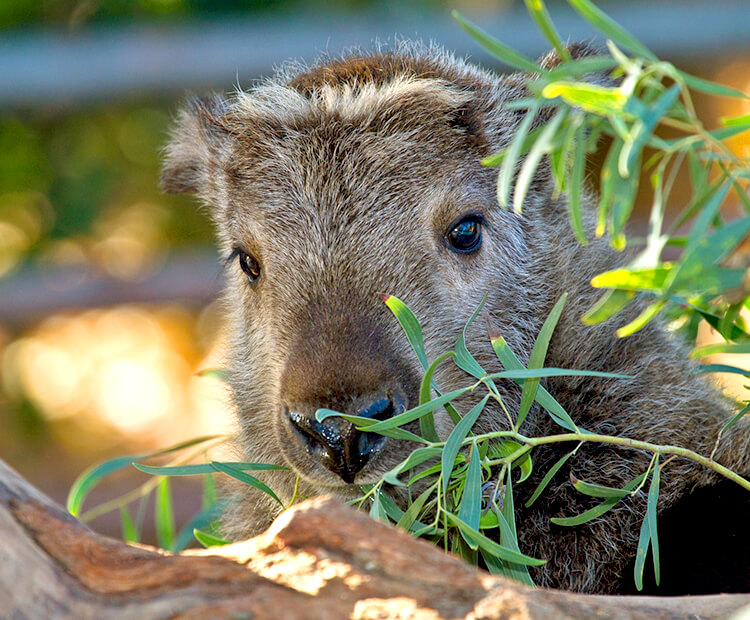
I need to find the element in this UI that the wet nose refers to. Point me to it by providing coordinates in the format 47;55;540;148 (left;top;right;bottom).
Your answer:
287;396;400;483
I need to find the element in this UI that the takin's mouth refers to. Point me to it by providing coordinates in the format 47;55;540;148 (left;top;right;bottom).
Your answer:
283;394;405;484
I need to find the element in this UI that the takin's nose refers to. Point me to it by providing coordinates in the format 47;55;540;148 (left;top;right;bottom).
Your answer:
286;395;401;483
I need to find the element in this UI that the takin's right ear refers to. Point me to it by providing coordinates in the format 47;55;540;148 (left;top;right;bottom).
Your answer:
160;95;231;195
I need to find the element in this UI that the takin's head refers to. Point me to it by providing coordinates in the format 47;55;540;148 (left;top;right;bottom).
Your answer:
160;42;598;510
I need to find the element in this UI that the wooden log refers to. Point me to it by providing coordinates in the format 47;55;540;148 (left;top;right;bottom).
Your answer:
1;457;748;619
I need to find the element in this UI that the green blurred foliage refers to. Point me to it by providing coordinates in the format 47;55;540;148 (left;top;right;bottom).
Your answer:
0;104;213;271
0;0;457;30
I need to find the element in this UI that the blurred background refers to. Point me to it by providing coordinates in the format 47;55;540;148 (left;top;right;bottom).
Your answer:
1;0;749;543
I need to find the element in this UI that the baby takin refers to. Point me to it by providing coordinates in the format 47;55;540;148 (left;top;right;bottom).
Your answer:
161;42;750;595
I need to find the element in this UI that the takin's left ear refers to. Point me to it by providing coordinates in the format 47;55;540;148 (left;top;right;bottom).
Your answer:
160;95;233;195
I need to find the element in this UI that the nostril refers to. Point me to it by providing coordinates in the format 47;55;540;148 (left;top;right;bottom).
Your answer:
285;393;404;483
287;410;342;462
358;397;394;422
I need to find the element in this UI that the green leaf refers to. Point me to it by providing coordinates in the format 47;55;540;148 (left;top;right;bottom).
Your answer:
454;295;494;386
514;109;568;214
543;81;627;116
609;152;641;249
619;84;681;178
67;455;143;517
596;136;620;237
382;447;443;487
194;529;231;548
481;126;543;168
174;500;227;552
591;266;673;292
566;0;656;60
383;294;462;425
685;181;731;253
582;289;634;325
544;55;618;80
210;461;284;507
487;440;533;483
155;477;176;552
382;294;428;370
458;443;483;542
134;462;289;476
525;451;574;507
70;434;219;518
197;368;229;382
615;300;666;338
571;473;631;498
633;504;651;591
647;457;661;586
722;113;750;126
497;103;539;208
517;294;567;429
202;472;216;510
667;215;750;291
484;368;629;380
691;341;750;359
378;491;406;523
719;402;750;436
566;120;588;245
524;0;568;61
497;471;535;585
696;363;750;377
369;491;390;524
350;387;472;433
489;333;579;432
120;507;138;544
679;70;749;99
452;10;543;73
396;485;435;533
551;471;647;526
442;395;490;494
419;351;455;442
446;512;546;566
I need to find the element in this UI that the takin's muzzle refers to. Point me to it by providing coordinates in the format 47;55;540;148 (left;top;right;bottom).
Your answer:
279;303;416;483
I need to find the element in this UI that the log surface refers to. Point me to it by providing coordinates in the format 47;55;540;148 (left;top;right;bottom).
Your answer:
1;458;748;619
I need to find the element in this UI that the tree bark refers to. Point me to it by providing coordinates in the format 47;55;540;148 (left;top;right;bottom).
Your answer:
1;457;747;619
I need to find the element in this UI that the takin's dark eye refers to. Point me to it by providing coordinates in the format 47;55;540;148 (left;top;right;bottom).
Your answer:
236;249;261;282
446;215;483;253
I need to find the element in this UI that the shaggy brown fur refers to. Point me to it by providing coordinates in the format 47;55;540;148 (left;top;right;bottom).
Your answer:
161;41;749;594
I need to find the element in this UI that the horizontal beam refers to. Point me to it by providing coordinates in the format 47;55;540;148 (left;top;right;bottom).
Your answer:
0;250;223;327
1;1;749;109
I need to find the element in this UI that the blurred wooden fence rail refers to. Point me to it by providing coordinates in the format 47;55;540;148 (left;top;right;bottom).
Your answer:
0;250;223;327
1;1;750;110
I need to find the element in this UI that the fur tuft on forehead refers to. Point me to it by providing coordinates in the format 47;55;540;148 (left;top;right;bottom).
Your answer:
160;41;517;195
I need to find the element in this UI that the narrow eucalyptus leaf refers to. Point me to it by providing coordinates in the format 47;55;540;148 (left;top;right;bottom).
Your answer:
647;458;661;586
442;395;491;494
517;294;567;429
452;11;543;73
446;513;546;566
382;294;429;370
551;472;647;526
514;109;568;214
155;477;176;551
566;0;655;60
498;104;538;208
194;529;231;548
458;443;483;544
419;351;455;441
210;461;283;506
526;451;574;507
489;334;579;432
633;509;651;591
